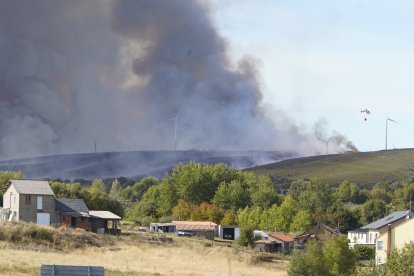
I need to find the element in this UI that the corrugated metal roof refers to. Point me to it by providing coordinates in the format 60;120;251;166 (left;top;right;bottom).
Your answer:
150;222;176;227
8;179;54;195
56;198;89;214
89;211;121;220
255;240;278;245
269;232;294;242
172;221;217;231
361;210;413;230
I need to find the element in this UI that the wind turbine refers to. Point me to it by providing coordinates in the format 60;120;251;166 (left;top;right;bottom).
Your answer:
170;112;179;151
385;117;399;150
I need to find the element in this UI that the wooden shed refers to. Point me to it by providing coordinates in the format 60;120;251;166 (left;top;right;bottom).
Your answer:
89;211;121;235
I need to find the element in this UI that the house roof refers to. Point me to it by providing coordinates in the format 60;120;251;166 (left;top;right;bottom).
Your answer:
255;239;278;245
361;210;413;230
56;198;89;216
89;211;121;220
150;222;176;227
6;179;54;195
172;221;217;231
348;228;369;233
269;232;294;242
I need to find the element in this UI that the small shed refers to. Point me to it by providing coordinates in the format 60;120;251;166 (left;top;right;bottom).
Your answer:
89;211;121;235
150;222;176;233
218;225;240;240
268;232;294;253
255;240;279;252
173;221;218;240
295;223;340;249
56;198;91;231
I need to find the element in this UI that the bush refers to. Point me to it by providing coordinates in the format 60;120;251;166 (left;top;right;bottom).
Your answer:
238;226;255;247
24;224;53;242
354;244;375;260
0;221;111;250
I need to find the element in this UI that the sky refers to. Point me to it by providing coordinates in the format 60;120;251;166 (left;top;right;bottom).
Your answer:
211;0;414;152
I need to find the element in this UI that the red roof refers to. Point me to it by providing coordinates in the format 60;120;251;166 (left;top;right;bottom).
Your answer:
269;232;294;242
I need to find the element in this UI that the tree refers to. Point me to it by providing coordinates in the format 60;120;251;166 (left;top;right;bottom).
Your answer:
171;162;235;205
385;244;414;275
109;179;122;200
212;179;250;210
120;177;159;202
190;202;224;223
172;199;192;220
324;236;357;276
361;199;387;224
125;200;158;223
273;195;298;232
91;179;107;193
249;176;278;208
326;201;360;233
238;226;255;247
0;171;22;197
220;210;237;225
290;210;312;233
288;240;329;276
298;178;333;222
335;181;360;203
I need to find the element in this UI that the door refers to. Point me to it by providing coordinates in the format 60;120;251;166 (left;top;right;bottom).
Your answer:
37;213;50;225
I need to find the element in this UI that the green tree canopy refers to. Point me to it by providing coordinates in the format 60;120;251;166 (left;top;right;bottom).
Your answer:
324;236;357;276
288;240;329;276
361;199;387;224
386;244;414;276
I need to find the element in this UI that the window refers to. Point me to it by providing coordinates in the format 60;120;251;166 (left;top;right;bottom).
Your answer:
25;195;31;205
37;196;43;210
377;240;384;250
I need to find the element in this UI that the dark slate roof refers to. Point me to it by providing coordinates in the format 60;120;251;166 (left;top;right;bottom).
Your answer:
361;210;413;230
56;198;89;215
7;179;54;195
348;228;369;233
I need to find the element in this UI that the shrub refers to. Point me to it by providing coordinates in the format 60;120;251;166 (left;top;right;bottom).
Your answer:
354;244;375;260
238;226;255;247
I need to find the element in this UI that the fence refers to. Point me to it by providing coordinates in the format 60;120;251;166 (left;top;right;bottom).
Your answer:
40;265;104;276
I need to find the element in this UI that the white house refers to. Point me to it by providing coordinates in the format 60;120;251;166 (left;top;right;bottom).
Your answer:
348;210;413;248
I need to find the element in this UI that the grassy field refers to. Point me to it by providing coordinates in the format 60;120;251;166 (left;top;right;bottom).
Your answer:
0;222;288;276
248;149;414;187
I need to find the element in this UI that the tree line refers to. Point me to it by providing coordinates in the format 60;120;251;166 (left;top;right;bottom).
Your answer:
1;163;414;234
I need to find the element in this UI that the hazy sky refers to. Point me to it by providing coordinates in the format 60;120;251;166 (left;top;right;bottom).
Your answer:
212;0;414;152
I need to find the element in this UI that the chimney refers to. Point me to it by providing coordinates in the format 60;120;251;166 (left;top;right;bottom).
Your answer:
387;224;392;259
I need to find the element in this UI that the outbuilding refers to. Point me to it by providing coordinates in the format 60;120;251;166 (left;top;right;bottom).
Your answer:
218;225;240;240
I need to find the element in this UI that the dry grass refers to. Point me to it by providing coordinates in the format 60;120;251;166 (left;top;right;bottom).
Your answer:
0;237;288;275
0;221;112;250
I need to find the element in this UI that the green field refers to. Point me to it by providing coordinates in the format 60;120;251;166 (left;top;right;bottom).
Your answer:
248;149;414;187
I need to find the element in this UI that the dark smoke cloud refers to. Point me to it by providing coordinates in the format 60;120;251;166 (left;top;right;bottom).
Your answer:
313;119;358;154
0;0;347;160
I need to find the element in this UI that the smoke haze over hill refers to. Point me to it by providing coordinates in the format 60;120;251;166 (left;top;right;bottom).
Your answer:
0;0;355;160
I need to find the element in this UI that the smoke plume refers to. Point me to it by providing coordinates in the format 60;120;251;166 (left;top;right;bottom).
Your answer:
0;0;351;160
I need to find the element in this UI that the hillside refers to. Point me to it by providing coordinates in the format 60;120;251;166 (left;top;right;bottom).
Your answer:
248;149;414;187
0;150;293;180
